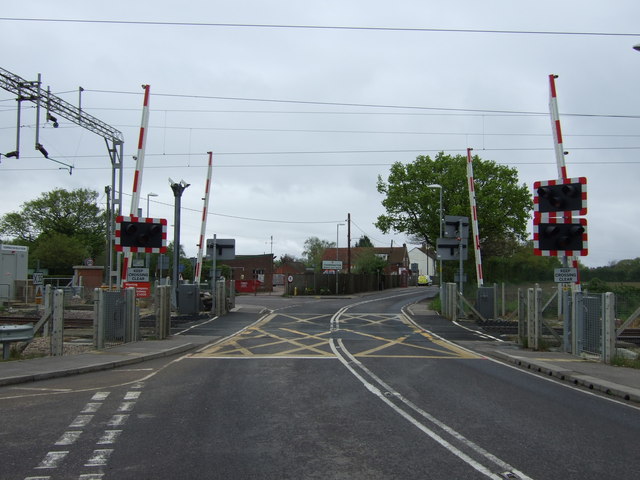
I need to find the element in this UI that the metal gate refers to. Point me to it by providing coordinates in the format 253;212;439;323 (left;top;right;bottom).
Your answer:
572;291;615;361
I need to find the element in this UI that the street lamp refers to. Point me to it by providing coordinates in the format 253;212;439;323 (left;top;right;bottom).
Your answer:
633;44;640;52
427;184;443;286
336;223;345;294
169;179;190;309
146;192;158;218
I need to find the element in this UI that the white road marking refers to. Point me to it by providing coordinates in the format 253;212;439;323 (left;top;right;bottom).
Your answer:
331;294;534;480
81;403;103;413
91;392;110;401
54;431;82;446
85;449;113;467
124;391;141;400
117;401;136;412
97;430;122;445
78;474;105;479
24;476;51;479
69;415;93;428
107;414;129;426
35;451;68;469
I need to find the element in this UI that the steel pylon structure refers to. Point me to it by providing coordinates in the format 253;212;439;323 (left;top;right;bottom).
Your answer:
0;66;125;287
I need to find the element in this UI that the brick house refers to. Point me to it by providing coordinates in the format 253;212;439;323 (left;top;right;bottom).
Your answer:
320;245;410;274
220;254;275;292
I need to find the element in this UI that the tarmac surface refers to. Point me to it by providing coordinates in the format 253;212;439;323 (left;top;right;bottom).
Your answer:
2;298;640;407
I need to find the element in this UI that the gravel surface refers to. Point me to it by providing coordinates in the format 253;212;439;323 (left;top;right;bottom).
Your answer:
20;336;94;357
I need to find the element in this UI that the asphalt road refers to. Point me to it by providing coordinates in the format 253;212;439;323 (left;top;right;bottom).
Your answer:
2;288;640;479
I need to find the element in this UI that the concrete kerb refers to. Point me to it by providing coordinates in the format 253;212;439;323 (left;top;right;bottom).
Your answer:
490;350;640;404
0;341;198;388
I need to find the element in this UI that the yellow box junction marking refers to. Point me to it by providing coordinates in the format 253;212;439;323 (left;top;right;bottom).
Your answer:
194;312;479;359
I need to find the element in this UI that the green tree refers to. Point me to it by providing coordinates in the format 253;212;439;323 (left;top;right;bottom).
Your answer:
376;152;532;259
0;188;106;259
353;248;387;274
355;235;374;247
302;236;335;272
31;233;90;275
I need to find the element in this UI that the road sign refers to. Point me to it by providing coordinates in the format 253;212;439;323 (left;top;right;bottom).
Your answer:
122;281;151;298
287;275;294;283
32;272;44;285
127;267;149;282
322;260;343;270
554;268;578;283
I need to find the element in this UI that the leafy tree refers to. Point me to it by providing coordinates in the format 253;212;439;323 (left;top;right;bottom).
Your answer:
353;248;387;274
355;235;374;247
376;152;532;259
31;233;90;275
302;236;335;272
274;254;302;268
0;188;106;259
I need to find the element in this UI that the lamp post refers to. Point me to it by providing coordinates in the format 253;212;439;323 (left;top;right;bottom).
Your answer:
336;223;345;294
146;192;158;218
427;184;443;287
633;44;640;52
169;180;190;309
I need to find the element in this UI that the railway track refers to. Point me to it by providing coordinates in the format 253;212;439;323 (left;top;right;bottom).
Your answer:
0;316;92;329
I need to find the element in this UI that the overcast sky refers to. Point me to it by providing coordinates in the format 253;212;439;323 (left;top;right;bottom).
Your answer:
1;1;639;269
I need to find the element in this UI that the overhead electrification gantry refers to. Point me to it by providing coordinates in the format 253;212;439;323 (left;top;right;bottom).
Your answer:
0;66;125;286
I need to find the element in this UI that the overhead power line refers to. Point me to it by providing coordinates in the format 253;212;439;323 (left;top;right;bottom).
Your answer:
1;17;639;37
83;89;640;119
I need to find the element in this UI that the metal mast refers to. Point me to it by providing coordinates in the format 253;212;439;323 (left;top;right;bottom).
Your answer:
0;67;125;287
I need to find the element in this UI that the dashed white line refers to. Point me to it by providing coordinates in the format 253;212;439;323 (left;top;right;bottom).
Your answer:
124;391;141;401
97;430;122;445
91;392;110;401
69;415;93;428
85;449;113;467
54;431;82;446
35;451;69;469
117;401;136;412
81;403;103;413
107;414;129;427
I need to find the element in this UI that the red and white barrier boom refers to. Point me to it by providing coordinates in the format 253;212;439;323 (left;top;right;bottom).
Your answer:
122;85;151;285
194;152;213;284
466;148;483;286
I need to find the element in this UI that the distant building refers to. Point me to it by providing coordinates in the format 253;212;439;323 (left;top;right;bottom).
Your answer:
408;244;437;277
220;254;275;292
320;244;410;275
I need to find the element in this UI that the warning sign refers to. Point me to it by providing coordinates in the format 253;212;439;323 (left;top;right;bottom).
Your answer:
554;268;578;283
123;281;151;298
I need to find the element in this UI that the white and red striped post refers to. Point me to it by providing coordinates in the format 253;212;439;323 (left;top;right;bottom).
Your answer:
194;151;213;284
549;74;568;181
466;148;483;286
122;84;151;285
548;75;581;284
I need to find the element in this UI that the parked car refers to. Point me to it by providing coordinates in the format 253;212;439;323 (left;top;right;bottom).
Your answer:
417;275;432;286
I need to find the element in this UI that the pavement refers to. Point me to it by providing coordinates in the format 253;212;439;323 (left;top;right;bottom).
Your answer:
2;299;640;407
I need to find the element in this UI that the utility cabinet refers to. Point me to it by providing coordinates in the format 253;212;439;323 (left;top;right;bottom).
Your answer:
0;244;28;303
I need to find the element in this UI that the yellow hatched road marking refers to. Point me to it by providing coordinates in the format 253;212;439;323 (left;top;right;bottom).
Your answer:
193;311;480;360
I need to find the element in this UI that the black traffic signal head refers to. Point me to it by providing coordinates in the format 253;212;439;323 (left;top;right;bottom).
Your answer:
115;216;167;252
534;177;587;216
533;219;588;256
121;221;163;249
